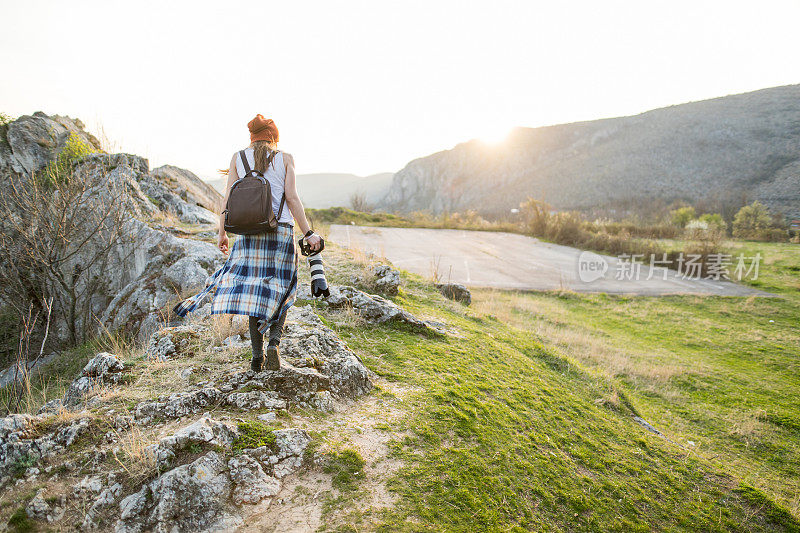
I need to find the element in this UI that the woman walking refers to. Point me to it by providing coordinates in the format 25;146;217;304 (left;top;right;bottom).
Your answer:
174;115;321;371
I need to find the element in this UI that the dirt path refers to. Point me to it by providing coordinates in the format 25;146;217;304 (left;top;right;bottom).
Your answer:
330;225;771;296
239;379;412;532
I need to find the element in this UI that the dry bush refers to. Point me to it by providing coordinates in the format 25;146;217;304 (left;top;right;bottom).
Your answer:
0;135;136;346
349;192;371;213
112;425;158;482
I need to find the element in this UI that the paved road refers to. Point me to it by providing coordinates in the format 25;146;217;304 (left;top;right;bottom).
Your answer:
329;225;770;296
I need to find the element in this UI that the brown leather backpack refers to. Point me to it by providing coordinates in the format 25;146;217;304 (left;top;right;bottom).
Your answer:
223;149;286;235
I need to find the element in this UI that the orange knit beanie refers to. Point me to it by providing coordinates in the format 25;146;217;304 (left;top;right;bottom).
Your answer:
248;114;279;143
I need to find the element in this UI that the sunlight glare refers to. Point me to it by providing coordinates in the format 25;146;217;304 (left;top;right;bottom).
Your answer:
477;124;512;145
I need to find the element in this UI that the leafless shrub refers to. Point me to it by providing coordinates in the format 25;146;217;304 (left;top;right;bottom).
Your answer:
349;191;371;212
0;138;135;348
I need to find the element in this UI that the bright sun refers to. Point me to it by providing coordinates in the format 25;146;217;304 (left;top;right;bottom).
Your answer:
478;125;512;145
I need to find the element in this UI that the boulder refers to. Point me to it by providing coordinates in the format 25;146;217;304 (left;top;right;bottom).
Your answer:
116;451;241;533
134;388;223;423
325;285;444;334
281;306;374;398
146;324;208;361
151;165;222;214
436;282;472;305
99;219;224;344
63;352;125;408
150;417;237;469
228;455;280;505
371;264;401;295
2;112;101;176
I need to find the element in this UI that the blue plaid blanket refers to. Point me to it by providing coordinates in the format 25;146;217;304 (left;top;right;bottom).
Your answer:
173;224;297;334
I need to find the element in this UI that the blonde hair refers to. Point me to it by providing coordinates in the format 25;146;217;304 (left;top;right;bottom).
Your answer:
252;140;277;174
218;139;278;176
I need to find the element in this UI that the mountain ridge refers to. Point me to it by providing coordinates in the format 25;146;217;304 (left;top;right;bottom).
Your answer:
380;84;800;219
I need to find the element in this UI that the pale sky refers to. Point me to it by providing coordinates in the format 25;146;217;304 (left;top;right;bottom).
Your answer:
1;0;798;179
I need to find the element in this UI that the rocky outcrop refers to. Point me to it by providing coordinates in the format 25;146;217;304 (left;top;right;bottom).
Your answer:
135;306;374;425
116;424;311;533
280;306;374;397
0;112;101;176
381;84;800;219
0;113;226;344
63;352;126;409
117;451;241;533
316;285;445;334
151;165;221;215
436;282;472;305
371;264;401;296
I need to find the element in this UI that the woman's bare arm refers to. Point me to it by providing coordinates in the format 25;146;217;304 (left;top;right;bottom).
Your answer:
283;153;320;250
217;154;238;254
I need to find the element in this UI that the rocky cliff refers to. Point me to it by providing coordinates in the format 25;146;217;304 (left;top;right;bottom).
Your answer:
381;84;800;219
0;112;225;343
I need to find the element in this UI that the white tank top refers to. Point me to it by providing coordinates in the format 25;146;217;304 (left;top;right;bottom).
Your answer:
233;148;293;225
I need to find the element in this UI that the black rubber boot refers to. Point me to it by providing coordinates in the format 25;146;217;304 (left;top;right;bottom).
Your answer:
265;345;280;371
249;316;264;372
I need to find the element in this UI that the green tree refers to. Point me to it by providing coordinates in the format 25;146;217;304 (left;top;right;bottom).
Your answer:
732;201;771;239
698;213;727;231
670;206;696;228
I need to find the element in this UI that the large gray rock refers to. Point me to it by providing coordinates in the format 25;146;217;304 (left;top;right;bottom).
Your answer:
323;285;444;334
281;306;374;398
371;264;401;296
2;112;101;176
63;352;125;408
0;113;225;343
134;388;223;423
150;417;237;469
436;282;472;305
99;219;224;343
116;451;241;533
227;455;280;505
151;165;221;214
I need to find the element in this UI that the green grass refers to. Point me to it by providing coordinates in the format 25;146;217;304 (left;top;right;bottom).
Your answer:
232;420;277;452
453;240;800;525
323;448;366;491
6;506;33;532
318;258;800;531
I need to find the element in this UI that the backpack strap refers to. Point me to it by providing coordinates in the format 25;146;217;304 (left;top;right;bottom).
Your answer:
239;150;260;178
275;192;286;221
240;148;286;221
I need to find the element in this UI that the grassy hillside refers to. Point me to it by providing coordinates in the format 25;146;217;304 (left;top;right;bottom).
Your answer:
2;234;797;531
445;241;800;526
304;241;800;531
